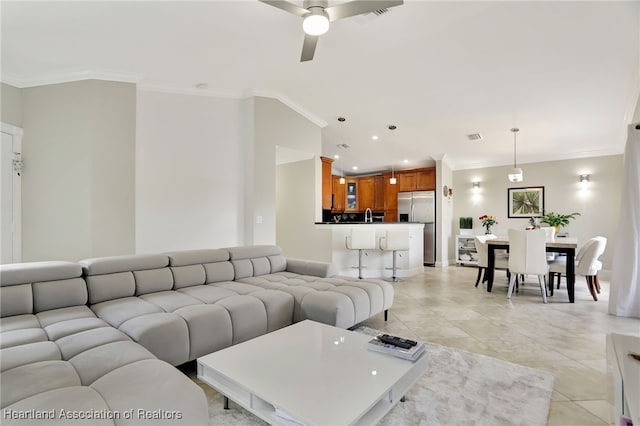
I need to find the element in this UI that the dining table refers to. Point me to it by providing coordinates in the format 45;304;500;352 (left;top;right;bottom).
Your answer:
486;236;579;303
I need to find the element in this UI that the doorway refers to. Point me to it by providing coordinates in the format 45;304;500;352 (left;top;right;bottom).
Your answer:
1;123;23;263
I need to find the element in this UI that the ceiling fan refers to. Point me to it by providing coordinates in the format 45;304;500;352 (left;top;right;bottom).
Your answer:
259;0;404;62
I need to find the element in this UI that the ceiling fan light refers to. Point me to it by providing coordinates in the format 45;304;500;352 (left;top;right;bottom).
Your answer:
303;13;329;36
508;167;523;182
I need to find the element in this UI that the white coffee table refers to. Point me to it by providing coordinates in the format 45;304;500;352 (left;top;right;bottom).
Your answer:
197;320;428;426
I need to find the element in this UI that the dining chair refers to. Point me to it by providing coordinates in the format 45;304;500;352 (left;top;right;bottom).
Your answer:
549;236;607;301
473;235;509;287
507;229;549;303
541;226;557;261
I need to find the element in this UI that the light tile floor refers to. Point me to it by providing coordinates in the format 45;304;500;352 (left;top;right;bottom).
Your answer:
360;266;640;426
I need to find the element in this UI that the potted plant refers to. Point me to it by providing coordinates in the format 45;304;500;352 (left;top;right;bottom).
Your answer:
459;217;473;235
540;211;581;233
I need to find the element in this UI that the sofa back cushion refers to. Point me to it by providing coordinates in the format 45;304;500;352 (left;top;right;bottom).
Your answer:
226;245;286;277
80;254;171;303
0;261;84;317
166;249;234;286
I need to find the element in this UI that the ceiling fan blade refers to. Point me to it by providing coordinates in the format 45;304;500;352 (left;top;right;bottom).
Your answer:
325;0;403;21
300;34;319;62
258;0;308;18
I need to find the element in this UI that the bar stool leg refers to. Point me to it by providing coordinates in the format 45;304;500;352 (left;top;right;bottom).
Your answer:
392;250;398;281
358;249;364;279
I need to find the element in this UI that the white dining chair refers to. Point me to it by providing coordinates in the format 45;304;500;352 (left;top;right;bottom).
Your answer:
541;227;557;261
474;235;509;287
549;236;607;301
507;229;549;303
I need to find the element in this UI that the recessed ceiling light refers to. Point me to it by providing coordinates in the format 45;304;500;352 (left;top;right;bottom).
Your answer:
403;159;409;163
334;154;340;159
372;135;379;140
352;166;358;170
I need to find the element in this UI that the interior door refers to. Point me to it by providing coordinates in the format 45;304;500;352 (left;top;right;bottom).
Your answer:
1;131;14;263
1;126;21;264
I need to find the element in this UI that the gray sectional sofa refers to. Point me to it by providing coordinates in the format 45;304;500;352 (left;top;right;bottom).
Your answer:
1;245;394;424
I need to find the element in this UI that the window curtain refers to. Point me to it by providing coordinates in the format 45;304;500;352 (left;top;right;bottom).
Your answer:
609;123;640;318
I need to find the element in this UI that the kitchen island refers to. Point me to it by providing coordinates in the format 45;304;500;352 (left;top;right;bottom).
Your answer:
314;223;425;279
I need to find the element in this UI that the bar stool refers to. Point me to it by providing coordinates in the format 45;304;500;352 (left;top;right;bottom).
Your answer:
345;228;377;279
379;229;410;282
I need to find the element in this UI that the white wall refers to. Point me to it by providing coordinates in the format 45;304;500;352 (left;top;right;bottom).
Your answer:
1;83;23;127
251;96;322;245
452;155;624;270
276;158;331;261
136;90;244;252
21;80;135;261
435;157;454;267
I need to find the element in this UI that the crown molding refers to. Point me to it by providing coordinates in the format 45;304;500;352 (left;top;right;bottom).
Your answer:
453;147;624;171
2;69;328;129
246;89;328;128
1;69;140;88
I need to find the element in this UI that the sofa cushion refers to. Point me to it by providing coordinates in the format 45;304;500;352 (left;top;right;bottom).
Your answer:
226;245;282;260
250;257;271;276
166;249;229;266
80;254;169;276
177;285;239;304
0;261;81;287
2;387;114;426
55;327;131;360
1;360;81;409
140;291;203;312
90;297;163;328
90;359;208;426
0;328;48;349
204;261;235;283
231;259;253;280
0;314;40;332
133;267;174;295
173;304;233;359
171;264;206;289
0;341;61;372
33;278;88;313
36;306;97;328
86;272;136;304
69;341;156;385
118;313;190;366
43;317;109;341
0;284;33;317
268;254;287;273
214;295;268;344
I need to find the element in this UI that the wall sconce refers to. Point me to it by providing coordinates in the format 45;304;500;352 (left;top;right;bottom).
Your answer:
579;174;590;187
472;181;480;189
443;185;453;199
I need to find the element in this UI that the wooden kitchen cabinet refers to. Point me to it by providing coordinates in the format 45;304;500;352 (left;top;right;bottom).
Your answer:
321;157;334;209
398;172;417;192
416;168;435;190
373;175;385;211
332;175;345;212
359;177;375;211
383;172;399;221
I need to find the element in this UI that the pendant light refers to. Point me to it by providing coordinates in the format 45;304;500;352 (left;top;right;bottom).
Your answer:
508;127;523;182
338;117;346;184
388;124;397;185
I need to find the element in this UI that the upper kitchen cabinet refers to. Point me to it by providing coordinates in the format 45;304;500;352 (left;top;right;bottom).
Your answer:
359;177;375;211
321;157;334;210
373;175;385;211
397;168;436;192
398;172;416;192
332;175;345;212
416;168;435;190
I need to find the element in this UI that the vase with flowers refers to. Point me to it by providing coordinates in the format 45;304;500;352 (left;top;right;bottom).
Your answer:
479;214;498;234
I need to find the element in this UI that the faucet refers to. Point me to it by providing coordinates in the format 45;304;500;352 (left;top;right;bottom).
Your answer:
365;208;373;223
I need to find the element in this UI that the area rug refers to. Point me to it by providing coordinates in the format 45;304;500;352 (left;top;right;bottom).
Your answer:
193;342;554;426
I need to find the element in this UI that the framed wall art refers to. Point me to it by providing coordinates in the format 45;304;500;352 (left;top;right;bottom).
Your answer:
508;186;545;218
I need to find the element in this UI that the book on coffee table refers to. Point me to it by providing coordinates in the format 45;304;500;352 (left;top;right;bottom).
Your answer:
367;336;426;362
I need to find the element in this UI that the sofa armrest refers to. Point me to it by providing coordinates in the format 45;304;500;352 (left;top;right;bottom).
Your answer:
286;258;336;278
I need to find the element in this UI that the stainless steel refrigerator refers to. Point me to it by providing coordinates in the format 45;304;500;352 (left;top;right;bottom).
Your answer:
398;191;436;265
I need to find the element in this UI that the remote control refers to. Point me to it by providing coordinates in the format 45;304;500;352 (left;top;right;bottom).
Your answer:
377;334;417;349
